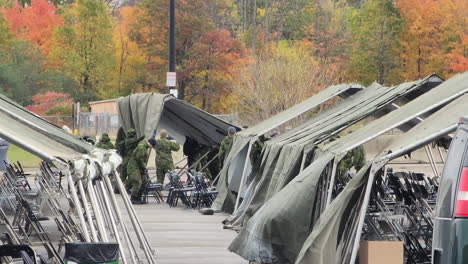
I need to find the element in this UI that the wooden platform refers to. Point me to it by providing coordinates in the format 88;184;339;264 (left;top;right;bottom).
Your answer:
133;202;248;264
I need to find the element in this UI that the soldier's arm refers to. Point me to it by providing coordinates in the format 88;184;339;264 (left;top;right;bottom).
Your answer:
136;146;147;169
171;141;180;151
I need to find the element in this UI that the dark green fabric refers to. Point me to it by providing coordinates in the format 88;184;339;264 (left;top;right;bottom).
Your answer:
229;72;468;264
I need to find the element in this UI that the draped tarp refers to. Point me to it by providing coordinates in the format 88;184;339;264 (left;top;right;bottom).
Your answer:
228;72;468;263
226;74;442;225
213;83;364;211
0;94;92;162
0;94;92;156
118;93;237;146
295;91;468;264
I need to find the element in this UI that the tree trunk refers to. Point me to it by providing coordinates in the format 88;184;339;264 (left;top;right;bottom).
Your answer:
252;0;257;51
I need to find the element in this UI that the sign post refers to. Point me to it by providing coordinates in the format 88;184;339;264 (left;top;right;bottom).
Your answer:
166;72;177;97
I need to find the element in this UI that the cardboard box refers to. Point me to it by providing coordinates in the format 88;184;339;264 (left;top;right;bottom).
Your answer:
359;240;404;264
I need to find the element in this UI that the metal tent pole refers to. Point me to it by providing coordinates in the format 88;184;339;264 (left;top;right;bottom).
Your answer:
427;145;440;176
104;174;155;264
77;180;98;242
325;158;338;207
66;172;90;242
113;172;153;252
87;180;108;242
424;146;439;177
100;180;139;264
350;164;378;264
97;181;129;264
437;146;446;163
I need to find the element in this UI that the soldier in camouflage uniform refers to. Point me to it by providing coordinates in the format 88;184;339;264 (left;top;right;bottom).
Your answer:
337;145;366;183
155;130;180;184
120;129;144;182
126;138;157;204
250;135;268;169
218;126;236;168
96;133;114;149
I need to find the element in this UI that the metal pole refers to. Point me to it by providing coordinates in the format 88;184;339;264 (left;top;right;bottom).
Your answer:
101;180;140;264
200;153;219;172
427;145;440;176
350;165;378;264
105;174;155;264
114;175;154;254
77;180;98;242
424;146;438;177
168;0;176;95
97;181;129;264
437;146;446;164
87;180;108;242
325;159;338;207
66;173;90;242
234;141;254;213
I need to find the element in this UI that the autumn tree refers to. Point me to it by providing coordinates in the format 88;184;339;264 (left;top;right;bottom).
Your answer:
3;0;62;55
232;41;335;124
185;29;246;112
112;6;146;96
0;40;74;105
49;0;115;104
346;0;403;85
26;91;73;115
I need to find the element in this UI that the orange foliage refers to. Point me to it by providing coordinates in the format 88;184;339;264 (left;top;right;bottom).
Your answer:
26;91;72;115
3;0;62;55
397;0;467;79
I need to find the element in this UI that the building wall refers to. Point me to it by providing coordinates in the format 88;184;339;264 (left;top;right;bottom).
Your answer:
90;101;118;114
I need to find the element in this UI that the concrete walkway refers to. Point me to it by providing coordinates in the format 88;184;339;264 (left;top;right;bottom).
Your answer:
133;202;248;264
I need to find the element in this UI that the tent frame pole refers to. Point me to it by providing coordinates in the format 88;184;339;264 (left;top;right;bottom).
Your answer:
77;180;98;242
424;146;439;177
427;144;440;176
97;181;130;264
100;180;140;264
114;172;153;251
66;172;91;242
111;173;155;264
437;146;446;163
350;124;458;263
87;180;108;242
337;88;468;156
350;163;379;264
234;140;254;213
325;159;338;207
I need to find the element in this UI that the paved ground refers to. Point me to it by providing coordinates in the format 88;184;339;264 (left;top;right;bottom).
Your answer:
132;202;248;264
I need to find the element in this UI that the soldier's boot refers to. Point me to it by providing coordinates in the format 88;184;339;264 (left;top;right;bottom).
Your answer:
131;195;143;204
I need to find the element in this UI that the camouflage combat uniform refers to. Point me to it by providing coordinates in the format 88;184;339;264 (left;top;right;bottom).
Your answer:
218;134;234;168
155;138;180;184
126;140;149;197
96;133;114;149
337;145;366;182
193;146;213;180
120;129;144;182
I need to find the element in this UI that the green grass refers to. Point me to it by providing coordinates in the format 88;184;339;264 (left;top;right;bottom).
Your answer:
6;144;41;168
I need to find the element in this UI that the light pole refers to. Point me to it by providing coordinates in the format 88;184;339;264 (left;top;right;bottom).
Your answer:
167;0;177;97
